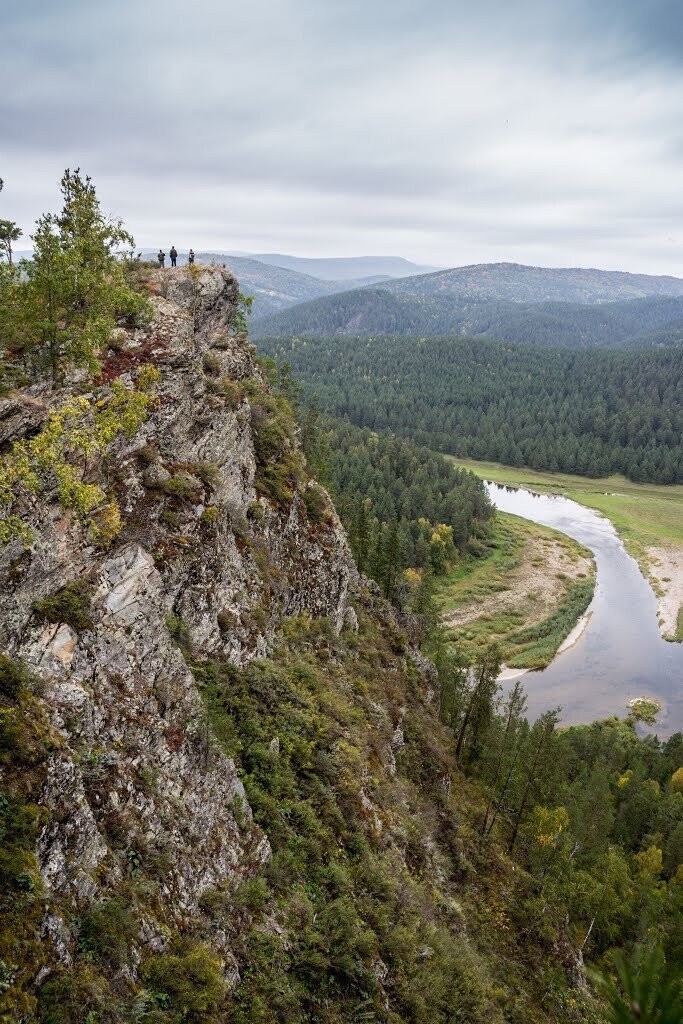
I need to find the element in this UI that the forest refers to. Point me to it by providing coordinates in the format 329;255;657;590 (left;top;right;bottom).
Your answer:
257;335;683;483
252;288;683;349
298;409;494;602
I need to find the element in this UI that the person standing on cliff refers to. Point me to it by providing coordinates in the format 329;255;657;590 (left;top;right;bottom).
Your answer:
188;249;195;265
170;245;178;267
157;249;165;268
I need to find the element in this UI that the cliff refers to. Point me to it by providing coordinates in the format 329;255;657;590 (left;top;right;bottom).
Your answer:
0;267;354;997
0;267;601;1024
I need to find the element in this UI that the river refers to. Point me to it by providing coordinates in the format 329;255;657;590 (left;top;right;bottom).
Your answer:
486;482;683;737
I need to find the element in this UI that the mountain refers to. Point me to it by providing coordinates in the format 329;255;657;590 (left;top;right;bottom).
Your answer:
241;252;441;280
383;261;683;303
252;287;683;348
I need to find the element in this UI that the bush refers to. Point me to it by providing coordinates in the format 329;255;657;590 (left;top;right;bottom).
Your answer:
302;485;329;525
37;964;110;1024
33;582;93;632
200;505;220;526
217;609;239;632
142;944;227;1022
202;352;222;376
77;898;137;969
165;613;192;654
195;461;222;491
0;654;34;700
218;378;244;409
161;472;198;501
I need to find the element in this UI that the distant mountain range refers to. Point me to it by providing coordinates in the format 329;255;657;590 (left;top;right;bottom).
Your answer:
250;262;683;347
231;253;441;281
381;262;683;303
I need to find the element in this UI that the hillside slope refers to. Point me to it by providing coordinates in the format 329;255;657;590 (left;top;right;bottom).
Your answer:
384;261;683;303
252;286;683;347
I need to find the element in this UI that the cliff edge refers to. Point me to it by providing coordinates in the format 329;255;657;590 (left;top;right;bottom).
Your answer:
0;266;354;980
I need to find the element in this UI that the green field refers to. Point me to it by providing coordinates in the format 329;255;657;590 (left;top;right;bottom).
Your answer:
435;513;595;669
446;457;683;571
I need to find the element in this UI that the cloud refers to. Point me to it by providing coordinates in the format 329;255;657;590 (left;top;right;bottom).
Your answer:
1;0;682;274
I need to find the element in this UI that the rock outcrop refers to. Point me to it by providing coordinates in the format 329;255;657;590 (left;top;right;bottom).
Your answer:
0;267;354;968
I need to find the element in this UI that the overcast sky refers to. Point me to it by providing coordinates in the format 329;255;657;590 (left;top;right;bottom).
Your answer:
2;0;682;274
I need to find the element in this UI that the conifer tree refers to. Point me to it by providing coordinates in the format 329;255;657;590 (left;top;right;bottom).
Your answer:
6;169;147;384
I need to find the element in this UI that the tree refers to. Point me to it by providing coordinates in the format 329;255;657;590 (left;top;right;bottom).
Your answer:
454;645;501;764
481;681;527;835
0;219;22;264
593;946;683;1024
10;169;147;383
507;708;560;855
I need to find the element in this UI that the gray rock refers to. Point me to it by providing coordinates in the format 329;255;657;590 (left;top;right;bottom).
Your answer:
0;266;355;976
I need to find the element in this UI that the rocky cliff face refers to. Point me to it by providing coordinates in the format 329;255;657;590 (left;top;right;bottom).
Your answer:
0;267;354;974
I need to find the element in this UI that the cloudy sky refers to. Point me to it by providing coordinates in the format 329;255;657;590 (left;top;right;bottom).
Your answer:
2;0;682;274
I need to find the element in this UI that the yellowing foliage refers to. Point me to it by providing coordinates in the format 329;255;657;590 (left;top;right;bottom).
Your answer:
0;365;159;546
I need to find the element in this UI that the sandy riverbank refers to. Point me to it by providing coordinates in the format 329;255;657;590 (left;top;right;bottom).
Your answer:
439;514;595;668
443;526;593;633
646;546;683;641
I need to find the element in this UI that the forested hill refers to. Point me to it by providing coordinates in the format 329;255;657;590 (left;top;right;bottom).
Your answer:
256;334;683;483
382;261;683;303
252;288;683;348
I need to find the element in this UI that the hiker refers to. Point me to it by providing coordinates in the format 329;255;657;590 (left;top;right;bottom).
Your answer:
157;249;165;268
170;245;178;267
188;249;195;265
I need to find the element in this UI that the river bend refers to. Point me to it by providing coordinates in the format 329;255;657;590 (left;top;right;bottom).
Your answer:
486;482;683;737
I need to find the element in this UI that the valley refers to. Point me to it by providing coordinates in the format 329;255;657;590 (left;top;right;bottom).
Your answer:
448;458;683;641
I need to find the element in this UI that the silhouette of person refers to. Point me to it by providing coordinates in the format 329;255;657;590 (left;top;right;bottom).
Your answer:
170;246;178;268
157;249;165;268
188;249;195;265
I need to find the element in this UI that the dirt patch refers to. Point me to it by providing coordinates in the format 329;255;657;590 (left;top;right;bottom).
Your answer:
443;530;593;631
646;546;683;641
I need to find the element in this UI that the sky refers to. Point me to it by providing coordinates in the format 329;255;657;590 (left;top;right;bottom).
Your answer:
2;0;682;275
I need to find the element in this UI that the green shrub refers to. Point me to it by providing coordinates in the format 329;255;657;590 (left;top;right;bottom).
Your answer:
77;898;137;969
195;461;222;491
200;505;220;526
217;608;239;632
0;654;34;700
37;964;111;1024
233;877;270;913
33;581;93;632
161;472;198;501
218;378;244;409
302;485;328;525
165;613;192;654
159;508;180;529
137;443;160;465
142;943;227;1022
202;352;222;376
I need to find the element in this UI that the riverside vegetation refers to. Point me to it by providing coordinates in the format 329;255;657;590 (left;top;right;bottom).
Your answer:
0;173;682;1023
447;459;683;642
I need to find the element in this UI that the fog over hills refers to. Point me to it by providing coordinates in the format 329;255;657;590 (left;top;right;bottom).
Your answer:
237;253;441;280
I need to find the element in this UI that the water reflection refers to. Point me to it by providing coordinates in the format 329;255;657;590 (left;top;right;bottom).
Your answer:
486;482;683;737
